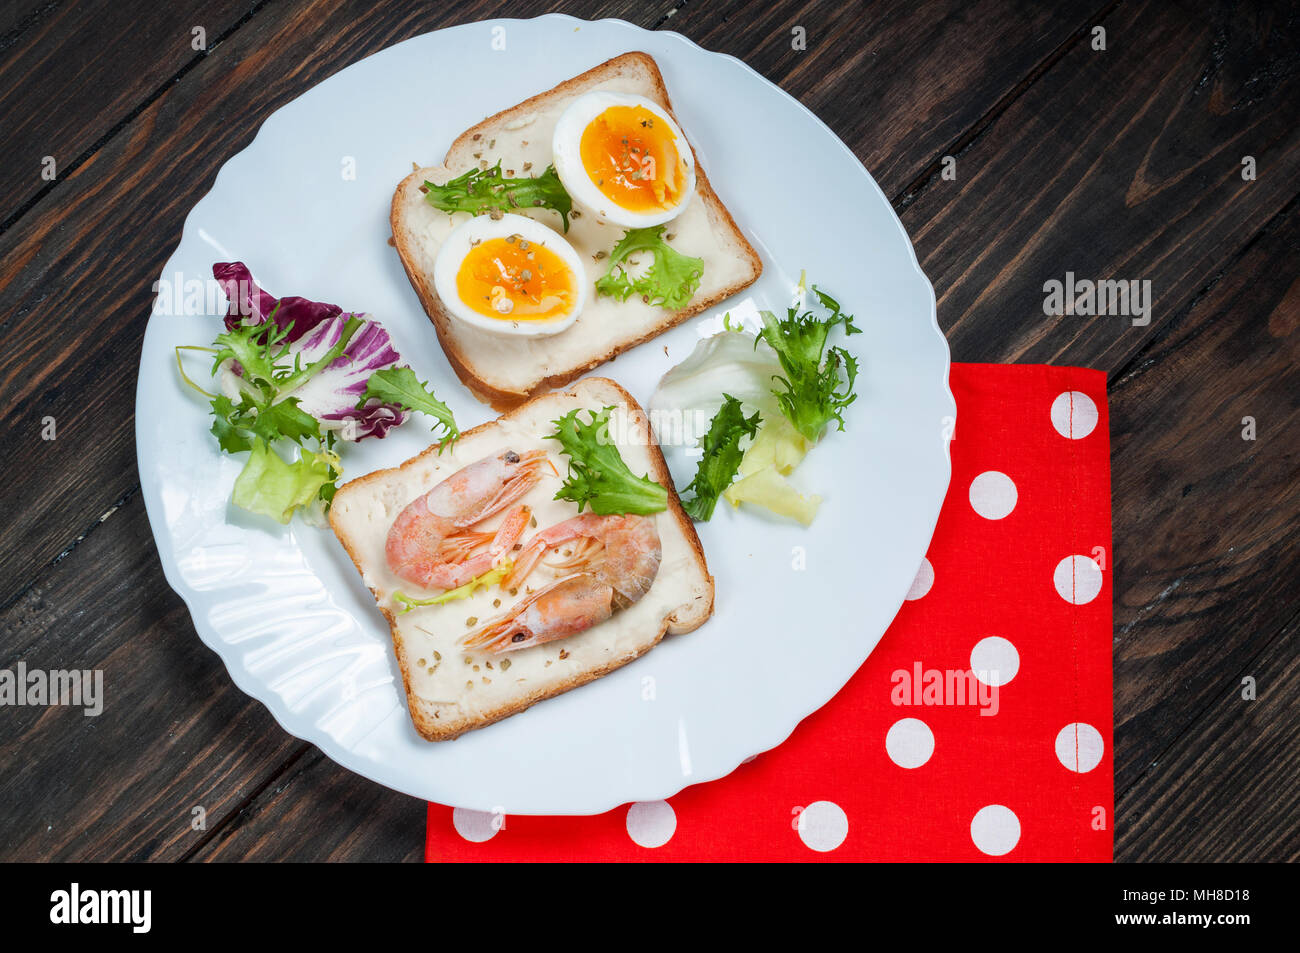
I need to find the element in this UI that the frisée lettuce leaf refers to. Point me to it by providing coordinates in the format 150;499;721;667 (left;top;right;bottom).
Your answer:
757;286;861;442
680;395;761;522
549;406;668;516
594;226;703;310
422;162;573;232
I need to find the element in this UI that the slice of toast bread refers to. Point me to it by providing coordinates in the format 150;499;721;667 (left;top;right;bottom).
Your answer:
391;51;762;411
329;377;714;741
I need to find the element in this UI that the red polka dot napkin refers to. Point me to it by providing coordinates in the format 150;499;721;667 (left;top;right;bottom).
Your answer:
426;363;1113;861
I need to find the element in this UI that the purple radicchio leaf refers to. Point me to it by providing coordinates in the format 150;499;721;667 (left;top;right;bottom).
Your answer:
212;262;409;440
213;261;341;343
286;316;410;440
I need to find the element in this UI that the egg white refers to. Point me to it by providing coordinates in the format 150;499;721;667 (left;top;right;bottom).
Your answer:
432;212;587;338
551;91;696;229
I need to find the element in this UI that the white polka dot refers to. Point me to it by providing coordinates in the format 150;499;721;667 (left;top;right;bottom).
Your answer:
970;805;1020;856
970;636;1019;687
452;807;500;842
969;471;1017;520
797;800;849;852
1055;722;1105;773
905;557;934;600
885;718;934;768
1051;391;1098;439
1054;555;1103;605
626;800;676;848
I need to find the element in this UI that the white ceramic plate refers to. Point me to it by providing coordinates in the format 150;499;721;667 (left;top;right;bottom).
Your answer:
136;14;953;814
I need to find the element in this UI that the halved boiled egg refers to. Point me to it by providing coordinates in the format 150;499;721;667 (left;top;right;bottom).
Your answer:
552;91;696;228
433;213;587;337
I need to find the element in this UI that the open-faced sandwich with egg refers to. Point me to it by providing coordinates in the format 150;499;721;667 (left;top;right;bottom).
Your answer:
390;51;763;410
328;377;714;740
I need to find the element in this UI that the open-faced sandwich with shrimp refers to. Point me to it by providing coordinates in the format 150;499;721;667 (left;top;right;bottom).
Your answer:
328;377;713;740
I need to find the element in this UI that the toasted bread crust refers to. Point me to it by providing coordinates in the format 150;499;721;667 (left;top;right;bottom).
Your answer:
329;377;714;741
389;51;763;411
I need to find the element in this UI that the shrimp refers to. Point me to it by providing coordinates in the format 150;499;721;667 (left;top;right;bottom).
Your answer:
461;513;661;653
385;449;549;591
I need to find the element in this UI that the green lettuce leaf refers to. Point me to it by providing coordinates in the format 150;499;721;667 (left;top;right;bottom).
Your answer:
550;406;668;515
757;286;862;441
681;395;761;522
594;226;704;310
422;162;573;232
359;367;458;448
231;440;338;525
392;563;513;615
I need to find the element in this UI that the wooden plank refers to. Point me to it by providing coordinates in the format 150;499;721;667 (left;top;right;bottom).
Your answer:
1115;617;1298;861
0;494;304;861
0;2;58;46
1107;200;1300;795
0;0;258;229
187;749;424;862
902;0;1300;375
0;0;653;612
664;0;1111;200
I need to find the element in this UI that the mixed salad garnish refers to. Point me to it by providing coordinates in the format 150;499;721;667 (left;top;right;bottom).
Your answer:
652;273;861;525
175;262;459;525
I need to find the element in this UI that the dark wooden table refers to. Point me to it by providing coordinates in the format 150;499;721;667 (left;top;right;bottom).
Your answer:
1;0;1295;862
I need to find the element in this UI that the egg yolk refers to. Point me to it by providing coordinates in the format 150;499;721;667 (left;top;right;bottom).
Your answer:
579;105;687;213
456;236;576;321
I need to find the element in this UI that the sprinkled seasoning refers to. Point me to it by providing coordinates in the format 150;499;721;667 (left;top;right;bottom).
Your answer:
433;651;441;661
500;659;512;671
493;598;501;608
559;649;570;660
417;658;426;667
467;616;478;627
466;681;474;690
